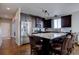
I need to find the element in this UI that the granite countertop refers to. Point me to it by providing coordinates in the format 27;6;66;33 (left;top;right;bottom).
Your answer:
32;31;69;34
32;33;66;40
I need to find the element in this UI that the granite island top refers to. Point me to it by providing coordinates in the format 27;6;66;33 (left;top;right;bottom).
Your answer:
32;33;67;40
32;31;69;34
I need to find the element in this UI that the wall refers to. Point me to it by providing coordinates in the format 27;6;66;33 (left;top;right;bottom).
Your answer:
11;18;15;38
72;11;79;33
12;8;21;45
0;18;11;39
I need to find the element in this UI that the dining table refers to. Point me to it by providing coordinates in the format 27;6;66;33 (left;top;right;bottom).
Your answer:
31;32;67;55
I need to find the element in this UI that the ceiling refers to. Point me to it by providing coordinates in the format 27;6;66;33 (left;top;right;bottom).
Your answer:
0;3;79;19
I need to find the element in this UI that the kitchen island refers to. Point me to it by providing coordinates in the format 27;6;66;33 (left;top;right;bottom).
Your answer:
30;32;67;55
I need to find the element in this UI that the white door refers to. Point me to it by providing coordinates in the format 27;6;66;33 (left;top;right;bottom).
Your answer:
0;22;10;39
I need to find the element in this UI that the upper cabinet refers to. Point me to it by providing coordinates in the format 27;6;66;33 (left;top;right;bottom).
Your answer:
61;15;71;27
35;17;43;28
43;19;51;28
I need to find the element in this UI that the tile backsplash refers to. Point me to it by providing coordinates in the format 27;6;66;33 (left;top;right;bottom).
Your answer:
32;27;71;33
45;27;71;32
61;27;71;32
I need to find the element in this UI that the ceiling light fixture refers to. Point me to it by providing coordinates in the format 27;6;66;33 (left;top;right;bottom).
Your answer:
42;9;60;20
42;9;50;20
6;7;10;10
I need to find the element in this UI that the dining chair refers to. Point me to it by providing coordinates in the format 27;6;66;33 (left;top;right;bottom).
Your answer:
29;36;43;55
51;33;74;55
67;33;74;54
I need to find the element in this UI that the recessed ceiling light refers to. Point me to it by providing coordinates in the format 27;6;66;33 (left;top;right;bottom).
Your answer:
6;7;10;10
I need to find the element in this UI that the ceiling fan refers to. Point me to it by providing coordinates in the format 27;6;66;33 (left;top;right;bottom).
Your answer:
42;9;60;20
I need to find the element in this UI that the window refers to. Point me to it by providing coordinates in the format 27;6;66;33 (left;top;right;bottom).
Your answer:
54;18;61;29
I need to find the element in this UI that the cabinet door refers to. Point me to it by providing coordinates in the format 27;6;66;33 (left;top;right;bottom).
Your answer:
35;18;43;28
43;19;51;28
61;15;71;27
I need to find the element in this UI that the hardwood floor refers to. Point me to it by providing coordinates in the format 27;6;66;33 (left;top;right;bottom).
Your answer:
0;38;79;55
0;39;31;55
71;44;79;55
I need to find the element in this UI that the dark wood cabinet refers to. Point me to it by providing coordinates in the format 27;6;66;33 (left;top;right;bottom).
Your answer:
61;15;71;27
43;19;51;28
